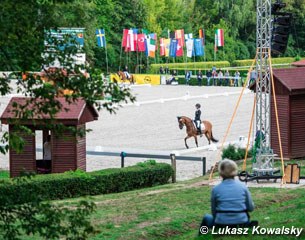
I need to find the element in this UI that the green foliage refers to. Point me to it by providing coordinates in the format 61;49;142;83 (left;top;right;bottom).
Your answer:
0;175;96;240
222;144;253;161
0;162;173;205
136;159;157;167
0;199;96;240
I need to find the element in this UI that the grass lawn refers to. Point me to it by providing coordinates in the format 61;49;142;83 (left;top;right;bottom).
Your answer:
51;175;304;240
10;159;305;240
0;170;9;179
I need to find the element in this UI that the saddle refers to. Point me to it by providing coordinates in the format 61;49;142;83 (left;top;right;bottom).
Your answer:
193;121;205;133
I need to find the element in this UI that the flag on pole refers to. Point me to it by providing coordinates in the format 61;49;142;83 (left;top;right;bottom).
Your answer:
185;39;194;58
160;38;165;56
145;33;157;57
175;29;185;47
184;33;193;40
215;29;224;51
122;29;129;47
164;38;170;57
194;38;204;56
126;28;138;52
176;40;183;57
199;29;205;45
169;39;178;57
142;29;149;35
137;33;146;52
96;29;106;48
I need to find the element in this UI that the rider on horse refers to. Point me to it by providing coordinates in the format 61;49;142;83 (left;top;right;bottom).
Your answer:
194;103;202;136
123;65;131;79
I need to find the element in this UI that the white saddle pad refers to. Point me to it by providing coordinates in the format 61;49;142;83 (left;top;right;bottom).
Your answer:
193;121;205;131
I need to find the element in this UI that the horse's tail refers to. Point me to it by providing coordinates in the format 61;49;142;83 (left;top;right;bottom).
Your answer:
210;131;218;143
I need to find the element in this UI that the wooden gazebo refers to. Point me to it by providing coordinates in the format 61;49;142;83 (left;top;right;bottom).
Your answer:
0;97;98;177
271;68;305;159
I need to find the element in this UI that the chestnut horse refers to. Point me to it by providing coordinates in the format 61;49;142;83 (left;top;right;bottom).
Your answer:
177;116;218;149
118;71;135;84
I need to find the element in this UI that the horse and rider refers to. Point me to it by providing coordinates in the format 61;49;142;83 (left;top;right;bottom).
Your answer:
117;65;135;84
177;103;218;149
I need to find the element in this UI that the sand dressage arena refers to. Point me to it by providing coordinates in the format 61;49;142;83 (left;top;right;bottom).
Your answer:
85;85;254;180
0;84;255;180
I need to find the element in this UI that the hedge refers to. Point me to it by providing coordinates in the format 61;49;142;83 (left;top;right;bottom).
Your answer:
150;61;230;73
232;57;296;67
0;161;173;205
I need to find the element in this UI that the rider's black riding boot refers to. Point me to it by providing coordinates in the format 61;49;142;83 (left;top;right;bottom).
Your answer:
198;128;202;137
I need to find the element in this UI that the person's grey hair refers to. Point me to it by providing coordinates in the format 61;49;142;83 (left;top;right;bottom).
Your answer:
219;159;238;178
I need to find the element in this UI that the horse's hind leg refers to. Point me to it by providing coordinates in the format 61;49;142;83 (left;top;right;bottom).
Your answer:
205;132;211;145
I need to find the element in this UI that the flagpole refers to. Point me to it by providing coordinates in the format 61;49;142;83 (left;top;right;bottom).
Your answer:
140;51;142;74
103;30;109;74
136;46;139;74
119;30;124;71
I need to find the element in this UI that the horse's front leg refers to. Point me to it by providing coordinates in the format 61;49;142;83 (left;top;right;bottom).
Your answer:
184;136;190;149
194;135;198;147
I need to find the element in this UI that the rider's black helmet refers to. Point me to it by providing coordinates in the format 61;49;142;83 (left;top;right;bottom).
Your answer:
195;103;201;108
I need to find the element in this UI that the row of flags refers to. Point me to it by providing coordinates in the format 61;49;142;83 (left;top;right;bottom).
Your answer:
95;28;224;58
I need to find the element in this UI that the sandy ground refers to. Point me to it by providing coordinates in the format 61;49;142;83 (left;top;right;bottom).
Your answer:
0;83;256;180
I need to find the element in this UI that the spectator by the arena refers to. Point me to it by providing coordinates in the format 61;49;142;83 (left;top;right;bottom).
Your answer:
197;70;203;86
218;69;223;86
198;159;256;234
160;66;164;74
185;70;191;85
234;70;240;87
206;70;212;86
224;70;230;86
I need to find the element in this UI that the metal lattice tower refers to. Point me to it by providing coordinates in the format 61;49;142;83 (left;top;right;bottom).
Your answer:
253;0;277;175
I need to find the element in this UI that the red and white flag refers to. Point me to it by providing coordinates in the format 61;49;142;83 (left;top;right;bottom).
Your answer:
122;29;129;47
176;40;183;57
125;29;138;52
160;38;165;56
137;33;146;52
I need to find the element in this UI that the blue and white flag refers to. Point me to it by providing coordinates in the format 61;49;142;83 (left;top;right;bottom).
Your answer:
194;38;204;56
96;29;106;48
185;39;194;58
169;39;178;57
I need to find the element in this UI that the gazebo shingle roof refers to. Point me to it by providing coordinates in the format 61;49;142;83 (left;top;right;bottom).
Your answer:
1;97;99;125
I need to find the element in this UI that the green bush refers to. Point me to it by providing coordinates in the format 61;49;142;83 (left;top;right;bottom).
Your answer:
0;162;173;205
222;144;253;161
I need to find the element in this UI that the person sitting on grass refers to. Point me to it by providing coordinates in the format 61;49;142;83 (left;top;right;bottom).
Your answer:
199;159;256;234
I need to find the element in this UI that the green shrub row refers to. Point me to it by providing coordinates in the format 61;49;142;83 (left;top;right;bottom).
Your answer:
222;144;253;161
0;161;173;205
150;61;230;73
232;57;296;67
150;57;298;73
